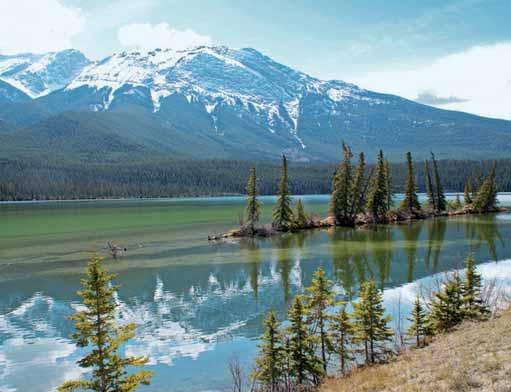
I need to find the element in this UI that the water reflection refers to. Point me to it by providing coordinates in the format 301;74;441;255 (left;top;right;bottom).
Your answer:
1;214;510;391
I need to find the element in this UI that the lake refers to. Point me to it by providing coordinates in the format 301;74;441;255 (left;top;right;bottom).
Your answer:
1;194;511;392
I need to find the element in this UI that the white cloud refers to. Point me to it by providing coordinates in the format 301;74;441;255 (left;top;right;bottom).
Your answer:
0;0;85;54
118;22;211;52
351;42;511;120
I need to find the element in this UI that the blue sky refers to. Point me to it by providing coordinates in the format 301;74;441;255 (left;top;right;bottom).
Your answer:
1;0;510;118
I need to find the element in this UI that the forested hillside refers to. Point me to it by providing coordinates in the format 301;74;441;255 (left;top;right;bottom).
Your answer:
1;158;510;201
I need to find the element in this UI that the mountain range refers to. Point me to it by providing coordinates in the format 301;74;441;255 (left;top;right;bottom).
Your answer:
1;46;510;163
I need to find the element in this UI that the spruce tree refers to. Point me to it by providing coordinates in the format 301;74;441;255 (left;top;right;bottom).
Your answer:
287;295;323;386
400;152;421;215
473;161;498;214
464;183;472;205
351;152;367;218
384;159;393;209
424;160;436;212
431;152;446;212
59;257;153;392
253;310;285;391
294;198;308;229
304;268;334;373
470;170;483;201
329;307;355;375
330;145;367;227
428;273;465;334
330;143;353;226
272;155;293;230
366;150;389;224
462;255;490;320
245;166;260;235
406;294;428;347
352;280;393;364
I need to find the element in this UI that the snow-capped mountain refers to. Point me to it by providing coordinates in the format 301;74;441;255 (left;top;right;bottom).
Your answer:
0;49;90;98
1;46;511;162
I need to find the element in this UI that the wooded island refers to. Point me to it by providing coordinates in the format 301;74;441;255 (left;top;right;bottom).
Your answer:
212;144;502;240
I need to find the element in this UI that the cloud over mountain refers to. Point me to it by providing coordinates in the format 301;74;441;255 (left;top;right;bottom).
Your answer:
118;23;212;52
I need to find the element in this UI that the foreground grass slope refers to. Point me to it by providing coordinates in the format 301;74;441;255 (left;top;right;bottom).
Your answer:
322;307;511;392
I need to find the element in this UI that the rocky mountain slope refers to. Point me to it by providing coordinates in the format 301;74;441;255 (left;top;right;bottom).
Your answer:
1;46;510;162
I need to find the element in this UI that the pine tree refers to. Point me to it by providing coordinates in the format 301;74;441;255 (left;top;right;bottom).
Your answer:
59;257;153;392
287;295;323;386
253;310;285;391
352;280;393;364
473;161;498;214
470;170;483;201
384;159;393;209
329;307;355;375
431;152;446;212
272;155;293;230
293;198;308;229
424;160;436;212
330;143;353;226
366;150;389;224
304;268;334;373
400;152;421;215
406;294;428;347
351;152;367;218
462;255;490;320
245;166;260;235
464;183;472;205
331;144;367;227
428;273;465;334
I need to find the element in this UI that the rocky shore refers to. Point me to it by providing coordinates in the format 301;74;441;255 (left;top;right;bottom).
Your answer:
207;206;508;241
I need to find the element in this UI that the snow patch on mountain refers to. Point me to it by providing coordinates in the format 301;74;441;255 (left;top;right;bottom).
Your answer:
0;49;90;98
0;45;393;153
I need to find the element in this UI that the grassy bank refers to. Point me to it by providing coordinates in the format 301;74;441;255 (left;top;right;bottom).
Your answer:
322;307;511;392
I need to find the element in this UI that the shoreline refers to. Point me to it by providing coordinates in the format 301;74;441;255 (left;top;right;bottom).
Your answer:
3;192;511;206
210;206;509;241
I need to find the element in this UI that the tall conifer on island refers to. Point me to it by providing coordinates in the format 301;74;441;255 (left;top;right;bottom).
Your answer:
273;155;293;230
353;280;393;364
245;166;260;235
351;152;367;219
462;255;490;320
384;159;393;209
431;152;446;212
287;295;323;387
329;307;355;375
401;152;421;215
253;310;285;391
304;268;334;373
366;150;389;224
406;294;428;347
58;257;153;392
472;161;498;214
424;160;436;211
330;143;353;226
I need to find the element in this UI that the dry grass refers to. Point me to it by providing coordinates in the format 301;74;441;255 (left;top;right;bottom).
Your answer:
322;308;511;392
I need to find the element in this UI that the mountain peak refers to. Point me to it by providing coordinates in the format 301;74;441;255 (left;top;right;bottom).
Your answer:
0;49;91;98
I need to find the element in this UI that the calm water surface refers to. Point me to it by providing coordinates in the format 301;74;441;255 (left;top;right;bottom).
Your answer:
1;194;511;391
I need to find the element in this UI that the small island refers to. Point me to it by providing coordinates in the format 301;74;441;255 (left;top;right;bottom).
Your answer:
210;144;504;241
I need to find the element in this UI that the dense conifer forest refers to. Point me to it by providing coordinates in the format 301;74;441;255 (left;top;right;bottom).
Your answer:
2;158;511;201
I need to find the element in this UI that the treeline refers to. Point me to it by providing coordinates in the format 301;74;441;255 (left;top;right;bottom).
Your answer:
249;256;490;391
2;157;511;201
